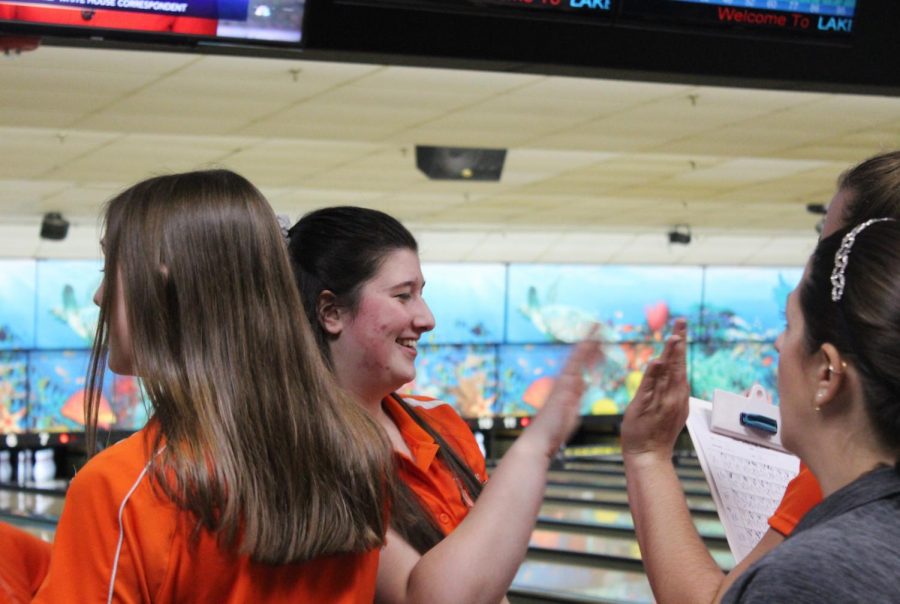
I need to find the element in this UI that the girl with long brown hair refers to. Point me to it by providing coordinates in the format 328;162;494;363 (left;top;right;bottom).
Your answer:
33;170;394;602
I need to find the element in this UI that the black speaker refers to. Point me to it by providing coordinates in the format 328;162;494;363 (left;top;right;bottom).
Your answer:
40;212;69;241
416;145;507;181
668;224;692;245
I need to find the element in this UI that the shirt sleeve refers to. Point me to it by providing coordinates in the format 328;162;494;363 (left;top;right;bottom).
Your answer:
0;522;52;602
767;464;823;536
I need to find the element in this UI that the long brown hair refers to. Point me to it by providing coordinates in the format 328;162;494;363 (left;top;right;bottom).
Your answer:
85;170;393;564
287;206;483;553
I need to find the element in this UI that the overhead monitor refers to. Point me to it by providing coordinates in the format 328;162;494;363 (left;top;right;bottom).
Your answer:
0;0;305;45
621;0;857;39
333;0;856;41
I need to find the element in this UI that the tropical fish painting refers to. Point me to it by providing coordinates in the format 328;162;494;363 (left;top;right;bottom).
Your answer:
499;342;667;416
50;285;99;345
402;344;499;417
519;287;600;344
36;260;102;349
0;353;28;433
690;341;780;404
700;267;802;342
28;350;116;431
111;376;150;431
507;264;703;344
60;389;117;430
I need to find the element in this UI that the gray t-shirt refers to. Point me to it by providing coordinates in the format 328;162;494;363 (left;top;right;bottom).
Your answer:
722;466;900;604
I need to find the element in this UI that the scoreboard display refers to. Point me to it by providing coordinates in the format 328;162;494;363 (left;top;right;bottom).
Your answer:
349;0;858;40
622;0;857;38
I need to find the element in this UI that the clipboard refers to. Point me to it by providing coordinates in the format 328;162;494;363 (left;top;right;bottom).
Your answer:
710;384;788;453
686;392;800;562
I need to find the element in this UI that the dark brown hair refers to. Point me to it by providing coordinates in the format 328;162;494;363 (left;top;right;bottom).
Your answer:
838;149;900;224
86;170;393;564
287;205;483;553
800;219;900;459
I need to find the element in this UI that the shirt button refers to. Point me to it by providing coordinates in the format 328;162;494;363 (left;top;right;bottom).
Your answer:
439;513;450;524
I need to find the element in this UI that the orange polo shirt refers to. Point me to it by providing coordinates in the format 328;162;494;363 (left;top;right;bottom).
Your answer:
384;395;486;534
767;463;823;536
33;424;379;603
0;522;51;604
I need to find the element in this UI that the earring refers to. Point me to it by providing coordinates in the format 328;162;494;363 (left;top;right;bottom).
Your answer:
828;362;848;376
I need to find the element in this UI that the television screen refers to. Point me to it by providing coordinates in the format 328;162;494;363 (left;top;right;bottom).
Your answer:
333;0;616;21
0;0;305;44
621;0;857;39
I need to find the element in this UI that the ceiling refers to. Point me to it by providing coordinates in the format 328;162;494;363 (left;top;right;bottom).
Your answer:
1;44;899;264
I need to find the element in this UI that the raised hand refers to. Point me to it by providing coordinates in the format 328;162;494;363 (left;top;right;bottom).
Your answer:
621;318;689;460
520;335;604;458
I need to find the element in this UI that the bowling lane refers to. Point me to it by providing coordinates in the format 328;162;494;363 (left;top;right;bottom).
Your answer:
539;501;726;540
547;470;711;496
0;488;65;524
529;527;734;570
511;557;654;604
544;485;718;514
563;461;706;481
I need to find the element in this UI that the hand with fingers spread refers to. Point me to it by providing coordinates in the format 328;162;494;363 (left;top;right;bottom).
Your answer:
621;318;689;461
519;336;605;458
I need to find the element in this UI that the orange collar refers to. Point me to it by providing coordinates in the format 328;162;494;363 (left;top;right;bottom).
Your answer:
382;395;439;472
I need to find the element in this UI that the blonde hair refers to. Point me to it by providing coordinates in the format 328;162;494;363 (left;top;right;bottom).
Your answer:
86;170;392;563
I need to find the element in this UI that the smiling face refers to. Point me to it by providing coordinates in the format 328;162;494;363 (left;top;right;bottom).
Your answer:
327;248;435;404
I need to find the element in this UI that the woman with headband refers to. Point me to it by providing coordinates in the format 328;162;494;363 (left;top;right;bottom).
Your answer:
620;149;900;603
625;217;900;602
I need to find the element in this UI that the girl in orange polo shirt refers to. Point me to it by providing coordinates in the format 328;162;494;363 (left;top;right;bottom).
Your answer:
33;170;394;602
288;206;602;603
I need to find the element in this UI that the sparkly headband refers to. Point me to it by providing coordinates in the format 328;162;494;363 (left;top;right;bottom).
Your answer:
830;217;896;302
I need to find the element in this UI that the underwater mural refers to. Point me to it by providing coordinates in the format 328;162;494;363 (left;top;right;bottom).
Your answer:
506;265;703;344
2;260;802;431
421;263;506;345
0;260;36;350
700;267;802;342
0;352;28;433
496;342;668;416
36;260;103;349
690;341;781;404
399;344;498;418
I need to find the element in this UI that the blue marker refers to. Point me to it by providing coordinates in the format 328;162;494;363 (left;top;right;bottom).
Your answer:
740;413;778;434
